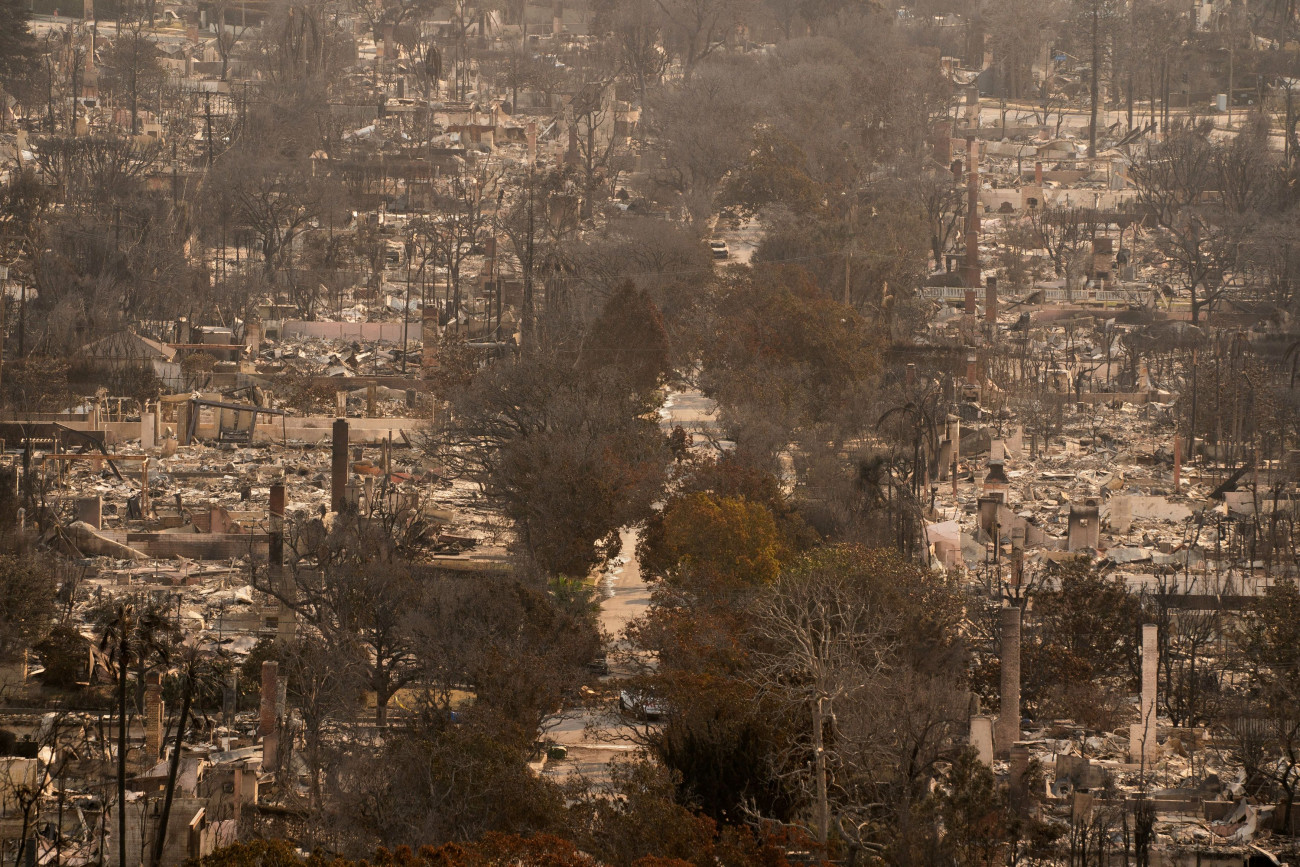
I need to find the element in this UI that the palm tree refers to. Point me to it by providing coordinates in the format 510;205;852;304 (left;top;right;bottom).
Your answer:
154;645;219;866
96;601;174;867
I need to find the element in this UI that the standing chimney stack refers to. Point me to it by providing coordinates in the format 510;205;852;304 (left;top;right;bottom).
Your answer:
269;482;286;571
1173;435;1182;488
261;661;279;773
331;419;349;514
144;670;164;762
964;136;981;289
985;275;998;324
1130;624;1159;766
995;605;1022;756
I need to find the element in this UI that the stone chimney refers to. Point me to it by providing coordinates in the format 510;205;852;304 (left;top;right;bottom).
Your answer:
331;420;349;514
1173;434;1182;488
269;482;286;597
985;275;998;324
970;715;994;766
260;661;279;773
144;670;164;762
995;605;1021;757
1129;624;1159;766
947;415;961;494
964;136;981;289
1009;743;1030;813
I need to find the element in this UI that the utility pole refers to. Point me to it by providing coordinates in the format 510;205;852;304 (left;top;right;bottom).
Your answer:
402;238;412;374
0;265;6;394
70;48;82;134
204;91;214;167
522;167;535;354
17;281;25;358
843;198;855;307
1088;0;1099;158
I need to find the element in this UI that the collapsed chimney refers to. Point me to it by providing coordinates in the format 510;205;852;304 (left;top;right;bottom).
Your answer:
970;715;994;766
144;670;164;762
261;661;279;773
331;419;349;514
977;494;1002;534
1067;498;1101;551
996;605;1021;757
77;496;102;530
984;458;1009;495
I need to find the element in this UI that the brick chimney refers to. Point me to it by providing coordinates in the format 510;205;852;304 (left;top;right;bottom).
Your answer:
145;670;164;762
964;136;981;289
996;606;1021;757
260;661;279;773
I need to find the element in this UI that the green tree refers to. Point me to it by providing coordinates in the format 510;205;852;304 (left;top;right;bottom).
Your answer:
931;748;1009;867
0;0;36;94
430;358;666;577
0;553;55;663
720;132;824;217
96;602;176;867
1231;577;1300;828
1020;558;1140;727
699;265;878;455
101;23;166;136
641;493;787;593
580;281;672;395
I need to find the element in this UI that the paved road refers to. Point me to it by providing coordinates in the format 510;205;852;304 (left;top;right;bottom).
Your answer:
541;527;650;783
541;390;719;782
659;389;717;437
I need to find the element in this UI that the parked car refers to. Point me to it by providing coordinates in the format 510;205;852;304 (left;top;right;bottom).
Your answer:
586;654;610;676
708;239;729;260
619;689;666;721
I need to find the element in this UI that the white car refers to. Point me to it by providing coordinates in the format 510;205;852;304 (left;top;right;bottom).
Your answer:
708;239;729;260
